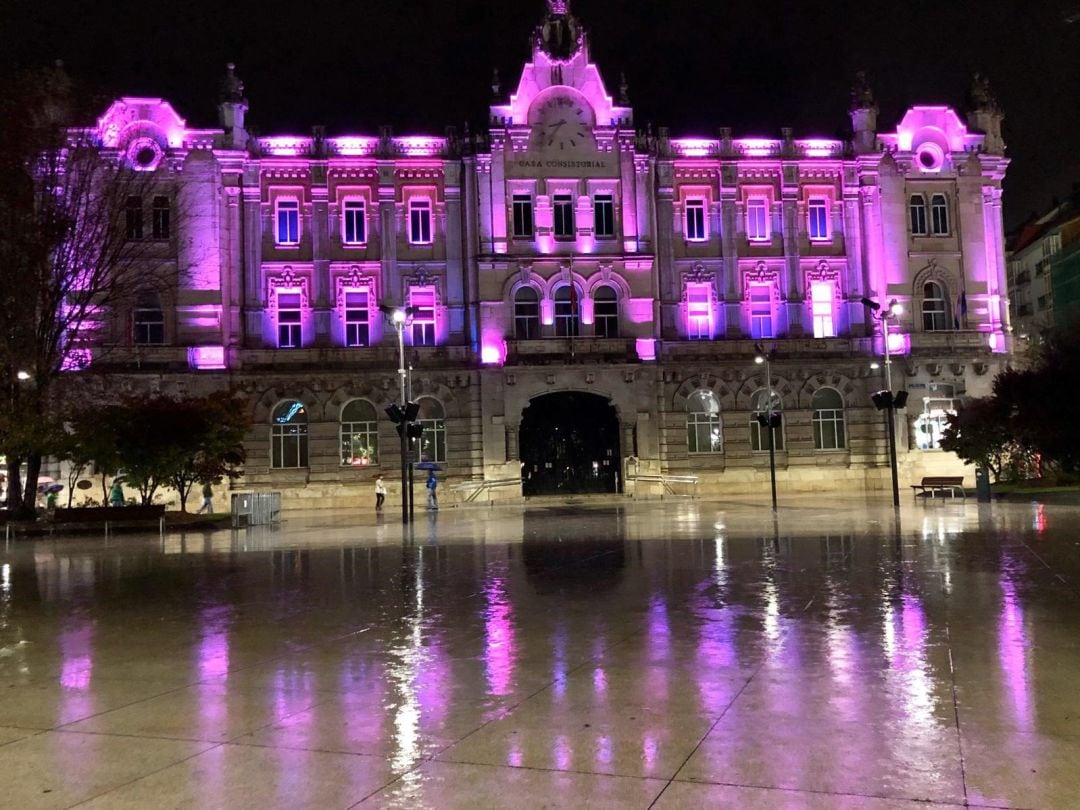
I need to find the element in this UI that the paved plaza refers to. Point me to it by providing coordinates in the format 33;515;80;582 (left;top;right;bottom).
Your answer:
0;496;1078;808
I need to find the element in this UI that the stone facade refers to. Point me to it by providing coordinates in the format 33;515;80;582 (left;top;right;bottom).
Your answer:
66;3;1012;508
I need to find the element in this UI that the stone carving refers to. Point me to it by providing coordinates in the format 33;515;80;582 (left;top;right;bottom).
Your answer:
535;0;583;61
850;70;876;111
968;73;1000;112
219;63;246;104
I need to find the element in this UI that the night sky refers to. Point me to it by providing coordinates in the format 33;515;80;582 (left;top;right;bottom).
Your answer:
4;0;1078;229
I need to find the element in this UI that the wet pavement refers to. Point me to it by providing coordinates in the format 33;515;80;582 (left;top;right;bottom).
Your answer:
0;496;1078;808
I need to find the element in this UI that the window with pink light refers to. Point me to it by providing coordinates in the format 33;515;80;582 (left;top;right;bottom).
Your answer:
343;288;371;347
408;198;433;244
341;198;367;245
746;198;769;242
275;199;300;246
810;282;835;338
409;287;437;345
748;283;774;339
684;198;707;242
807;198;830;242
276;290;302;348
686;282;713;340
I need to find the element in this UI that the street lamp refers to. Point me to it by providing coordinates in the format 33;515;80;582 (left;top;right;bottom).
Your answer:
861;297;908;507
754;343;781;511
16;371;30;381
381;304;421;525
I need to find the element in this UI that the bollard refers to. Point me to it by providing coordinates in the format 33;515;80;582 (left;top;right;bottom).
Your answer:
104;521;109;540
159;516;165;539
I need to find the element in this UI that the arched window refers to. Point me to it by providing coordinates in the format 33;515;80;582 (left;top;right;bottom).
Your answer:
811;388;846;450
909;194;928;236
271;400;308;468
749;389;785;452
340;399;378;466
922;281;949;331
514;287;540;340
554;285;580;337
686;390;722;454
930;193;949;235
416;397;446;463
593;285;619;338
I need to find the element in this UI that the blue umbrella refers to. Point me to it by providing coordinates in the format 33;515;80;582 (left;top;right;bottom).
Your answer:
414;462;443;471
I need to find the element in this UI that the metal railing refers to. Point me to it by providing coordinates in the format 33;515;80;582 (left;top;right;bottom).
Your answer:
449;478;522;504
626;473;699;498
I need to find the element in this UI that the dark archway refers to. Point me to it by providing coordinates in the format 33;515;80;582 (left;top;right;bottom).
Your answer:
520;391;621;496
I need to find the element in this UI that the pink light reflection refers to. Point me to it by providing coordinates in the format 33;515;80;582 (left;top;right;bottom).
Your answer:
483;574;516;696
999;576;1032;729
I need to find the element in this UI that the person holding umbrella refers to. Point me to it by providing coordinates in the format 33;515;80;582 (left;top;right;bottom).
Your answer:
425;470;438;511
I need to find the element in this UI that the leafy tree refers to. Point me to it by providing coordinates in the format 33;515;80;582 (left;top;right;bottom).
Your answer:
0;64;174;516
939;396;1035;482
165;392;248;512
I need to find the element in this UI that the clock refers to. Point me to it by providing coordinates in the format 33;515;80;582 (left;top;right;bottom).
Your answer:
530;93;593;150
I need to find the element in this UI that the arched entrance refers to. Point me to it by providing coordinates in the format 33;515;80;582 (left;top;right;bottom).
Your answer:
519;391;621;496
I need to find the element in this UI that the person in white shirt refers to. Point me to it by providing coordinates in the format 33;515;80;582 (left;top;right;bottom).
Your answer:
374;475;386;510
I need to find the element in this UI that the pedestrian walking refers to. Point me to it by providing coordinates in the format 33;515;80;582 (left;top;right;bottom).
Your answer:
109;480;125;507
374;475;386;510
426;470;439;511
195;482;214;514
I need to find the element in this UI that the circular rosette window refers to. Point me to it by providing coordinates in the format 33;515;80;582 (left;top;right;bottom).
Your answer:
914;141;945;173
126;137;164;172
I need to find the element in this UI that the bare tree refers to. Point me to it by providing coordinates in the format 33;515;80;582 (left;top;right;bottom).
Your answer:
0;64;176;516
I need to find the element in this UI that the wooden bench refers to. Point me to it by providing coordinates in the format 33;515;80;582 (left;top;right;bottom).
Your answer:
911;476;966;500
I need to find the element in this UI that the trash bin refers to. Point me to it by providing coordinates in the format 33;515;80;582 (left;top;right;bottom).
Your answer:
975;467;992;503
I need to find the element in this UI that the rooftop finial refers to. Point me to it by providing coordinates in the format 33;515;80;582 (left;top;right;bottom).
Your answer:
850;70;876;112
535;0;583;61
619;72;630;105
968;72;1001;113
491;67;502;99
548;0;569;14
220;62;246;104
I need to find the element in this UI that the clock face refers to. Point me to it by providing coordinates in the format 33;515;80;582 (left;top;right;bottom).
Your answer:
530;94;593;150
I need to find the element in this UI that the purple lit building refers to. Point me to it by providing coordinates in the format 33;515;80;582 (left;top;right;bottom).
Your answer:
67;2;1011;505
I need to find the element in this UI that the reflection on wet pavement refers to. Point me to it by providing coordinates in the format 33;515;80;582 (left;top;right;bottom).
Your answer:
0;497;1078;808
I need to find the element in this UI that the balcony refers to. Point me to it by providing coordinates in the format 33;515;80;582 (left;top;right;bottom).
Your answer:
660;337;873;362
907;331;993;354
506;338;635;365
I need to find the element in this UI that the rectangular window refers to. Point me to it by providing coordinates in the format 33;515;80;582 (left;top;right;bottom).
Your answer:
344;289;370;347
594;193;615;238
417;419;446;463
910;195;928;235
342;199;366;245
931;194;949;235
746;199;769;242
410;287;436;345
125;196;143;240
553;194;574;239
276;200;299;245
811;281;835;338
409;199;433;244
277;291;302;348
514;292;540;339
685;199;706;241
512;194;534;238
686;282;712;340
151;196;170;240
749;283;773;339
807;198;829;241
133;306;164;345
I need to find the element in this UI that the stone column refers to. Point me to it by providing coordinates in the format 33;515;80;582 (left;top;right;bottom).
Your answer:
310;166;331;346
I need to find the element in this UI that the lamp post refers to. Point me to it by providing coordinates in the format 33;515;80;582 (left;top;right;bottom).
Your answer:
754;344;780;511
861;298;908;508
382;305;420;525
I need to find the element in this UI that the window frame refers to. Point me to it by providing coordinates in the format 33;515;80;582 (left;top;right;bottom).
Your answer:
342;199;367;246
132;297;165;345
748;283;774;339
686;281;712;340
276;290;303;348
409;286;437;346
686;390;723;455
514;287;541;340
684;198;707;242
275;198;300;246
343;288;371;347
593;193;616;239
125;196;143;240
921;280;949;332
807;197;830;242
749;388;785;453
553;194;575;240
553;285;580;337
930;193;950;236
592;284;619;338
811;388;846;451
746;198;769;242
810;281;836;339
270;400;309;469
909;194;928;236
512;194;534;239
415;398;446;464
340;399;379;466
151;196;170;240
408;198;433;245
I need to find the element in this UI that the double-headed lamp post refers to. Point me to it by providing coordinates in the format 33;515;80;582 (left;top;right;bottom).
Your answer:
381;305;421;525
861;297;909;508
754;344;781;512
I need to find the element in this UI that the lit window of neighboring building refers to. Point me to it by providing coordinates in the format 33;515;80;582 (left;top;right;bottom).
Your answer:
342;199;366;245
686;281;712;340
152;196;170;240
594;193;615;238
409;286;436;345
685;198;706;241
922;281;949;331
415;397;446;463
746;198;769;242
340;399;378;466
276;199;299;245
810;281;835;338
125;196;143;240
930;193;949;235
554;285;580;337
344;289;370;347
909;194;928;235
271;400;308;469
514;287;540;339
409;199;433;244
553;194;575;239
812;388;846;450
807;198;829;241
512;194;534;238
276;291;302;348
749;283;773;339
686;390;722;454
133;293;164;345
749;389;785;452
593;285;619;338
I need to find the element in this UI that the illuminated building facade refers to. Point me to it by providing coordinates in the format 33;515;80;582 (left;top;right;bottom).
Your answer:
71;3;1011;505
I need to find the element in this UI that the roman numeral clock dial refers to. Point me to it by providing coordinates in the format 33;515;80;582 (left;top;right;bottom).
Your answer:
531;95;593;150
